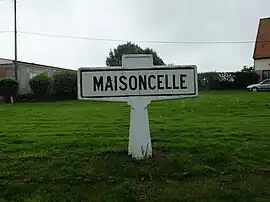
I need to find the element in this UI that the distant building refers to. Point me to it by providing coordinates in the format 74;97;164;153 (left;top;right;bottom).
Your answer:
0;58;75;94
253;17;270;81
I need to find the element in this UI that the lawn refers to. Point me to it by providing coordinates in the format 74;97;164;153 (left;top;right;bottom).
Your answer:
0;91;270;202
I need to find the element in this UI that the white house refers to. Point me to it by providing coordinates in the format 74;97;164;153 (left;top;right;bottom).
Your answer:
253;17;270;81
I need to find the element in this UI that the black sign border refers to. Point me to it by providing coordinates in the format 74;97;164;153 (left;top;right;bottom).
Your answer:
80;67;197;98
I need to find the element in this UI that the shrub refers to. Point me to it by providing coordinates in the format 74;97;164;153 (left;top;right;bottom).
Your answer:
234;71;259;89
52;71;77;99
29;73;52;98
0;78;19;102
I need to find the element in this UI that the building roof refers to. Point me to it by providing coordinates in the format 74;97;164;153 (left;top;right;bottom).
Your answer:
0;57;75;71
253;17;270;59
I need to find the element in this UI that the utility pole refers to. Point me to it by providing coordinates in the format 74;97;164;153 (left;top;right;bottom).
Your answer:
14;0;18;80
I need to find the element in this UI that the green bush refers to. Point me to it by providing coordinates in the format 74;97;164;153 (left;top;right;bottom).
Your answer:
52;71;77;99
234;71;260;89
29;73;52;98
0;78;19;102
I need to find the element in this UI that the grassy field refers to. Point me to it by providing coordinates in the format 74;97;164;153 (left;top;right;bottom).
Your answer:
0;91;270;202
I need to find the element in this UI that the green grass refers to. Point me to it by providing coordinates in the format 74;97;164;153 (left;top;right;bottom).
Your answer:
0;91;270;202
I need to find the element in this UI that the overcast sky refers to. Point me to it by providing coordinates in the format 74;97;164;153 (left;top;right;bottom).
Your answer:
0;0;269;72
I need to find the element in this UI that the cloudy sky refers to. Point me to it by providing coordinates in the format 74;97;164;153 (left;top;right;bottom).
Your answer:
0;0;269;72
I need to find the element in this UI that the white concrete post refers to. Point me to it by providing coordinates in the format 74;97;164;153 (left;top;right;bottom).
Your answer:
128;98;152;159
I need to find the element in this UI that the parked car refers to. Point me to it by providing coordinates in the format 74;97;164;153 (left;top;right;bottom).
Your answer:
247;79;270;92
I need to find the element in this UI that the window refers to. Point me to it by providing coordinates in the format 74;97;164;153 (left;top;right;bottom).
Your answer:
262;70;270;80
261;79;270;85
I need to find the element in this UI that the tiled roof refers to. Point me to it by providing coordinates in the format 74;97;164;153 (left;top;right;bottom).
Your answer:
253;17;270;59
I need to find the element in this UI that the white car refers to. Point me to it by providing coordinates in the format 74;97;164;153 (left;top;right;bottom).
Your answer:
247;79;270;92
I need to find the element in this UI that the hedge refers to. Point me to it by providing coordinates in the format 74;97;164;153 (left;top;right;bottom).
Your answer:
198;71;259;90
52;71;77;99
0;78;19;103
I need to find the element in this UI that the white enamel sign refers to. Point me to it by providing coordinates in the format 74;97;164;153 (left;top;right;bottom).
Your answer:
78;54;198;160
78;67;197;99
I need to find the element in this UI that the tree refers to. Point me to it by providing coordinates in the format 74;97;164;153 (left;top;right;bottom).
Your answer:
241;65;255;72
106;42;165;66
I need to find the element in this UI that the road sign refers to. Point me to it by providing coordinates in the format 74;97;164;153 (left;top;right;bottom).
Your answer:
79;67;197;99
78;55;198;159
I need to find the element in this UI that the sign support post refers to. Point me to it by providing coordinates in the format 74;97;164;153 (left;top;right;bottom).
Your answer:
128;98;152;159
78;54;198;160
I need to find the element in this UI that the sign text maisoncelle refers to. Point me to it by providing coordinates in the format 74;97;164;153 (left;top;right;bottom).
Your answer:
79;67;196;98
